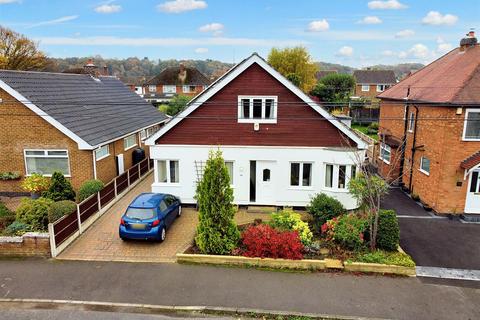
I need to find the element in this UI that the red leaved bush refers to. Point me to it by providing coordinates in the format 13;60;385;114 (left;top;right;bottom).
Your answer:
240;224;304;260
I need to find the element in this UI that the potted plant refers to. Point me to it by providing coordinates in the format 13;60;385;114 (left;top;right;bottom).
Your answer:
21;173;50;199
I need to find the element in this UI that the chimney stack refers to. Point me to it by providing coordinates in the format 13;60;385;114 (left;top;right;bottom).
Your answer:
83;59;98;76
102;65;109;76
460;29;478;51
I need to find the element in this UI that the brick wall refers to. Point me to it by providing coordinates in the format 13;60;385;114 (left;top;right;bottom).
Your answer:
0;88;94;192
379;100;480;214
0;232;50;257
355;84;380;99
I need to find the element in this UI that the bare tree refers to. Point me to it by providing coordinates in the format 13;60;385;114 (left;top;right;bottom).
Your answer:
0;25;48;71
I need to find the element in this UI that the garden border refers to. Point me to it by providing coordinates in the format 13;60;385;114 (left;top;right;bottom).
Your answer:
176;253;416;276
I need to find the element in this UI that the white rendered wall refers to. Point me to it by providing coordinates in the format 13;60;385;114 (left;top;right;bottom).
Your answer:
150;145;365;210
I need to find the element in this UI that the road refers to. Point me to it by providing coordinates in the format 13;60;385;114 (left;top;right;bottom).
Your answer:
0;259;479;320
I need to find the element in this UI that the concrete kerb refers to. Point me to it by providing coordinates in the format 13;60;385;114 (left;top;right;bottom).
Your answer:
0;298;388;320
176;253;416;276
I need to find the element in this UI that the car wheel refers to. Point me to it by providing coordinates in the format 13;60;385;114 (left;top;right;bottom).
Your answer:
159;227;166;242
177;206;182;217
120;236;127;241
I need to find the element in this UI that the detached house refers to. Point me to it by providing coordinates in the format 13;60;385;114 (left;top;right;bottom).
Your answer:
377;31;480;215
146;53;367;209
0;65;167;194
142;64;211;104
353;70;396;99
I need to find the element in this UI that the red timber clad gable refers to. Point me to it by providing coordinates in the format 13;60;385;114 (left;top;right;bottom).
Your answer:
156;63;356;147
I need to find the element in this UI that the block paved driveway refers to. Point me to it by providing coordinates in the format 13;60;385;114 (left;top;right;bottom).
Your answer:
382;188;480;270
59;173;269;263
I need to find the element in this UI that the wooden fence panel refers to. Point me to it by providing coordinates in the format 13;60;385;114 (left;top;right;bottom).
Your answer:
139;159;149;175
53;209;78;246
79;195;99;223
116;172;128;194
100;182;115;207
129;166;139;184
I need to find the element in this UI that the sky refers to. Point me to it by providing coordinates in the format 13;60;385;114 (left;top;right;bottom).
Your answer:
0;0;478;67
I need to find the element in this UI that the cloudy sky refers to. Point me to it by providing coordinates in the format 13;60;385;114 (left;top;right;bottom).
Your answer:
0;0;478;66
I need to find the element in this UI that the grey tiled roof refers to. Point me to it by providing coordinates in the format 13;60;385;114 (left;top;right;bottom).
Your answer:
353;70;396;84
0;70;168;147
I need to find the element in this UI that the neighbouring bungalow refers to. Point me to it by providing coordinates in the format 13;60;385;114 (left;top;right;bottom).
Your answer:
140;64;211;105
146;53;367;209
0;62;168;194
377;31;480;216
353;69;396;100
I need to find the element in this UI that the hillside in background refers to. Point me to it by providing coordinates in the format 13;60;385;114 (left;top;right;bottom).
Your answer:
46;56;423;84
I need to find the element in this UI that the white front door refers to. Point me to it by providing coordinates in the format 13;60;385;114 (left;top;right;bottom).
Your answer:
117;154;125;175
465;169;480;213
255;161;276;205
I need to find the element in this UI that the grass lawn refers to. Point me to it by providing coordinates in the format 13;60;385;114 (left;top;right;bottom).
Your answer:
352;124;378;141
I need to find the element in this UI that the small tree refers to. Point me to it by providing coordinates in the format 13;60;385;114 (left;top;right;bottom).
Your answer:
348;172;389;250
195;150;240;254
42;172;76;202
310;73;355;103
164;95;191;116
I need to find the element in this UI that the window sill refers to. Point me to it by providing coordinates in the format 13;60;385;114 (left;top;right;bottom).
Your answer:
238;119;277;124
95;154;110;161
462;138;480;142
322;187;350;193
124;144;138;151
26;174;71;178
288;186;314;191
152;182;181;187
378;157;391;165
419;168;430;176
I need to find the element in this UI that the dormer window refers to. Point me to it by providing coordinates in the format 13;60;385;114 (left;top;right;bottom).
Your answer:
238;96;277;124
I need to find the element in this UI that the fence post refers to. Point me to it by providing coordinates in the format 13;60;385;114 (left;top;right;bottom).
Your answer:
97;192;101;211
48;223;57;258
76;203;83;234
127;169;131;187
138;162;141;178
114;178;117;197
147;158;150;171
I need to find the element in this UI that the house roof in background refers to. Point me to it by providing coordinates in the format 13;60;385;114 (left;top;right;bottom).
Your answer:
378;45;480;105
0;70;168;148
145;66;211;86
353;70;396;84
315;70;337;80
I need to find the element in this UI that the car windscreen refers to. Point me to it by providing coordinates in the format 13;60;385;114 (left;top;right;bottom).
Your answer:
125;208;156;220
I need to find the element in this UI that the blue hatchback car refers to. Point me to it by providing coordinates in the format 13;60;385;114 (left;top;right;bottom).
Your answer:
119;193;181;242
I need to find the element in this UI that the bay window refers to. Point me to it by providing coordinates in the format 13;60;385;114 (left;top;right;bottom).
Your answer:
324;164;356;190
225;161;234;184
157;160;179;183
24;150;70;176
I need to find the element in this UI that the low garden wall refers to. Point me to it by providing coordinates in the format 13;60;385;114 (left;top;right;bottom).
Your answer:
0;232;50;257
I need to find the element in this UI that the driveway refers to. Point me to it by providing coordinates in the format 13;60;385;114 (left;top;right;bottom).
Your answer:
59;173;271;263
382;188;480;270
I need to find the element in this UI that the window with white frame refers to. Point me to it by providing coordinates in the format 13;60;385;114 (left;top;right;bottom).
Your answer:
24;150;70;176
463;109;480;140
380;143;391;163
95;145;109;161
408;111;415;133
182;85;196;93
376;84;388;92
420;156;430;175
290;162;312;187
124;134;137;150
157;160;179;183
140;130;147;140
361;85;370;92
324;164;356;190
148;85;156;92
163;85;176;94
225;161;234;184
238;96;277;123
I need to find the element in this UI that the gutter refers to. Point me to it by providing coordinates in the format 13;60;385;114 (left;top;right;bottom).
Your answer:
408;105;419;193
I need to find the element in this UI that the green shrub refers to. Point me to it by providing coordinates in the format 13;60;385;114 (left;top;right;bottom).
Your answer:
0;171;21;180
307;193;346;229
269;209;313;245
353;250;415;267
21;173;50;194
48;200;76;223
42;172;76;202
4;221;32;236
195;150;240;254
0;202;15;230
16;197;54;231
367;122;379;134
326;214;368;250
376;209;400;251
78;179;104;202
411;193;420;201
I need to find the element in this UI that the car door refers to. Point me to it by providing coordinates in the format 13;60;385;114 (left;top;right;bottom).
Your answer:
158;200;169;227
164;196;177;226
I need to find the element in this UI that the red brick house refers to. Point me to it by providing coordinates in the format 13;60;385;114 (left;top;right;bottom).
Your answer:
146;53;367;209
141;64;211;104
353;70;396;100
0;67;167;194
377;31;480;215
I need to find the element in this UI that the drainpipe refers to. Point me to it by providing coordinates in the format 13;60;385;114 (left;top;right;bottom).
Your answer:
398;86;410;186
92;151;97;179
408;105;419;192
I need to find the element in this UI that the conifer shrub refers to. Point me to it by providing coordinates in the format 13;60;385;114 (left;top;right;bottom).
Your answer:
195;150;240;254
42;172;76;202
